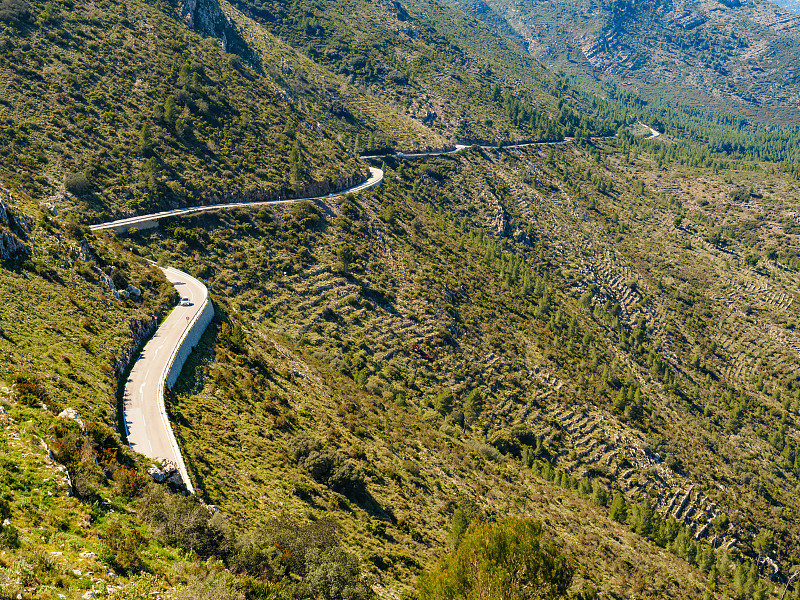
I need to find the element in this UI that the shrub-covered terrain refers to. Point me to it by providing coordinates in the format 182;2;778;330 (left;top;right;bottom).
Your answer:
116;134;800;597
0;0;394;221
4;0;800;597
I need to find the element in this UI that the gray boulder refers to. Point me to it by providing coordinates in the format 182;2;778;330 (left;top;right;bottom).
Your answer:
58;407;84;430
148;466;166;483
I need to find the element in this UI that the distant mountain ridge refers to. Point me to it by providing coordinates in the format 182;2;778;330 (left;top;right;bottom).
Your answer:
771;0;800;14
449;0;800;125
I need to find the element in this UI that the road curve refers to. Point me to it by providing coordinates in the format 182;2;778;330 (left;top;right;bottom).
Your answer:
91;167;384;233
122;266;208;492
104;136;618;492
106;167;384;493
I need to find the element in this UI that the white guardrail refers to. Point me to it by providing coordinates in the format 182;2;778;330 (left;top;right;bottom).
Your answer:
110;168;385;493
152;266;215;494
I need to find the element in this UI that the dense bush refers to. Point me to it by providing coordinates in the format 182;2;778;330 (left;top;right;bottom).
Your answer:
48;418;106;501
287;435;366;497
102;518;148;575
138;486;234;559
0;0;30;24
253;516;339;578
729;187;751;203
11;374;49;408
222;514;372;597
115;466;149;499
290;201;322;231
417;518;574;600
64;173;92;196
305;547;373;600
171;569;247;600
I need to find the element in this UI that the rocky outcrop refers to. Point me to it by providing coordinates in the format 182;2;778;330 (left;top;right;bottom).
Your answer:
148;465;166;483
0;193;31;261
58;407;85;430
151;458;187;491
491;200;531;246
0;198;12;227
0;230;30;261
55;463;73;496
174;0;255;65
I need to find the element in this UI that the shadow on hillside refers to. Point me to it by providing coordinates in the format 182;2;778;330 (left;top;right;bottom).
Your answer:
353;488;396;524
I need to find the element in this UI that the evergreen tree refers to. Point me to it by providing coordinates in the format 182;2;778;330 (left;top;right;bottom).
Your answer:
609;492;627;523
139;123;153;156
164;95;179;128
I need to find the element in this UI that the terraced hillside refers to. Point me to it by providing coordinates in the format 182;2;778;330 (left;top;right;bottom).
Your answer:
5;0;800;596
120;134;800;597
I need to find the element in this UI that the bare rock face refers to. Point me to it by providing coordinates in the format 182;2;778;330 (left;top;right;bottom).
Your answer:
0;231;29;261
96;268;121;301
174;0;254;63
0;199;10;227
0;194;32;262
148;466;166;483
0;192;31;233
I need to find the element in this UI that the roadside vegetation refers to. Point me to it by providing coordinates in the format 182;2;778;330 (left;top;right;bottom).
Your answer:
3;0;800;597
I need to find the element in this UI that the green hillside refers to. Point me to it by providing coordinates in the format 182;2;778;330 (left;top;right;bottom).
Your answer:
114;135;800;598
3;0;800;597
0;0;434;222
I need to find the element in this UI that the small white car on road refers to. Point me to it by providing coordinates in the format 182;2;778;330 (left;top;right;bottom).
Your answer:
179;297;192;306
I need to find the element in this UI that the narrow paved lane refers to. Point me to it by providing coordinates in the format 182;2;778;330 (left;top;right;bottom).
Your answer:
90;167;384;233
122;267;206;486
103;137;617;491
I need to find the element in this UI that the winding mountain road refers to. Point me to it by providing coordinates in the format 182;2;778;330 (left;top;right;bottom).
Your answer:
103;165;387;492
91;167;384;233
101;134;612;492
122;267;206;492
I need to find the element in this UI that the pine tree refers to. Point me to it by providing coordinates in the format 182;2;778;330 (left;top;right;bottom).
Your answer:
609;492;627;523
139;123;153;156
290;142;303;187
592;482;608;507
164;95;179;128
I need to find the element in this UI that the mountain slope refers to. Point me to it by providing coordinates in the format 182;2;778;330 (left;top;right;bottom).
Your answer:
121;135;800;597
0;0;463;223
219;0;625;144
451;0;800;126
4;0;800;597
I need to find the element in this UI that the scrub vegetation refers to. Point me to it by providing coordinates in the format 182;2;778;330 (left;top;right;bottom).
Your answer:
2;0;800;597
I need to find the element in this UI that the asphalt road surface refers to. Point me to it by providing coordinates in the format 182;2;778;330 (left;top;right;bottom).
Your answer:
90;167;384;233
122;266;206;470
